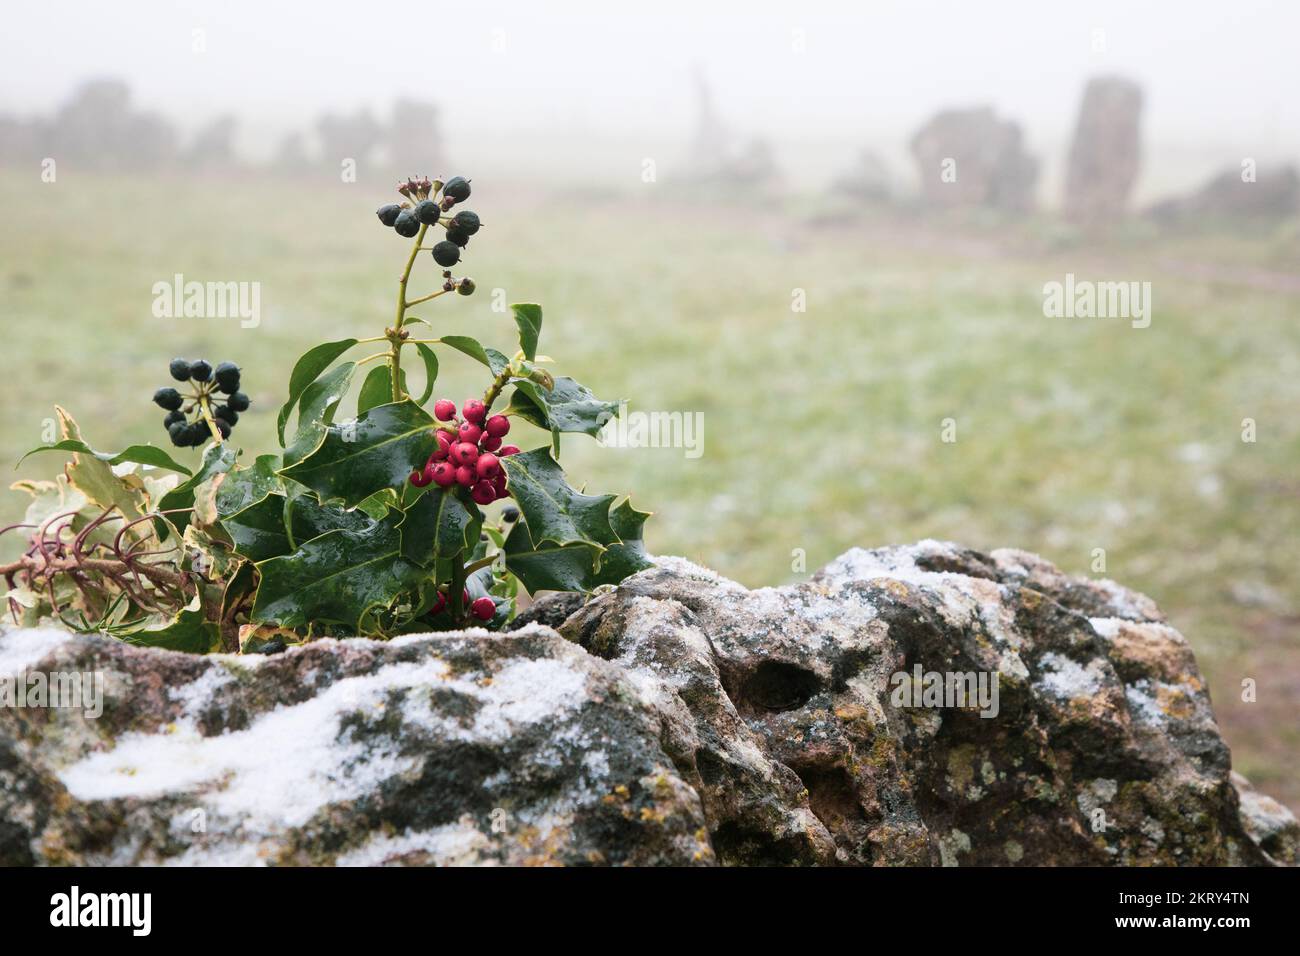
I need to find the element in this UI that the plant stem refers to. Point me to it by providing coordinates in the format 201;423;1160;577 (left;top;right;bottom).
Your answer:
391;222;430;402
405;289;450;309
449;558;467;622
197;393;223;443
483;365;514;413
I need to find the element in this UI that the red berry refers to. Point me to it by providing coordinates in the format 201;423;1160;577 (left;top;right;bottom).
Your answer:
463;399;486;424
471;596;496;621
463;588;471;604
471;480;496;505
475;453;500;478
485;415;510;438
452;442;479;466
458;421;483;445
493;473;509;498
409;468;433;487
435;429;453;451
455;465;475;487
430;461;456;487
434;399;457;421
481;434;502;452
498;445;521;457
431;591;446;614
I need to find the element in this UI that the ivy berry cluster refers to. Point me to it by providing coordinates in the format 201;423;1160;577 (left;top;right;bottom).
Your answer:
409;398;519;505
376;175;480;281
152;358;250;447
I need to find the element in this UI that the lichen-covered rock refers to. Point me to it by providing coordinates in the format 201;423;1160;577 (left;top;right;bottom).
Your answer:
1;541;1293;866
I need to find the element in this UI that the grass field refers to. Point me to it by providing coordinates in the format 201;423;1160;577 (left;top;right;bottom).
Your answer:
2;168;1297;811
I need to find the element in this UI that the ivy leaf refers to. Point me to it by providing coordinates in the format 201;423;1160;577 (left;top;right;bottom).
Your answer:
279;400;437;509
277;338;358;445
157;443;239;539
357;364;409;415
397;486;482;566
498;447;616;549
283;362;356;469
215;454;282;518
251;513;425;629
507;376;620;440
512;303;543;361
440;335;511;376
414;343;439;405
118;598;222;654
18;440;192;476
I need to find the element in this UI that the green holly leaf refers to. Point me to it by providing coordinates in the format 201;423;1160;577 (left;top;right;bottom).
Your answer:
357;364;409;415
512;303;543;361
507;376;620;440
503;498;652;593
279;400;437;509
215;454;282;517
440;335;511;376
414;343;439;405
498;447;616;549
285;494;377;548
277;338;358;445
283;362;356;468
221;494;292;561
398;486;482;567
251;513;426;629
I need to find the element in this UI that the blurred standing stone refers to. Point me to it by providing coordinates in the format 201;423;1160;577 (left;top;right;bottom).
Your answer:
1064;76;1143;225
909;108;1038;212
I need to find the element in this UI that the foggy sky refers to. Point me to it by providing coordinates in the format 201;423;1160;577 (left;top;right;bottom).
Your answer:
2;0;1296;192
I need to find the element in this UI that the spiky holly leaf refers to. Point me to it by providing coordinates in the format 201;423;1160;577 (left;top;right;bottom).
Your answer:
498;447;616;550
251;512;425;629
279;400;437;509
503;498;652;593
398;486;482;566
277;337;359;445
507;376;620;441
223;490;379;563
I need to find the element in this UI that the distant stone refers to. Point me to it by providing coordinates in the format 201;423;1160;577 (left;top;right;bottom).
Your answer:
910;107;1038;213
1146;164;1299;227
1064;76;1143;225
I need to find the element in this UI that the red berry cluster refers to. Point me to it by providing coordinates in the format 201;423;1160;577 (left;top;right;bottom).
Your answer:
428;587;497;622
409;397;519;506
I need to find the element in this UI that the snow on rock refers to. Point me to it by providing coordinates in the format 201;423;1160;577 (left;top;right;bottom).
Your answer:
0;540;1294;866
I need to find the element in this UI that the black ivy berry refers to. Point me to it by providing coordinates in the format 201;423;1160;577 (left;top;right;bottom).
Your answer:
168;421;190;446
190;359;212;382
393;209;421;238
431;240;460;267
169;357;191;381
376;203;403;227
213;404;238;425
414;199;441;225
451;210;480;235
457;278;476;296
214;361;241;393
153;387;183;411
164;409;186;428
184;422;208;447
502;506;520;522
215;418;232;439
443;176;471;202
226;391;251;412
445;227;470;248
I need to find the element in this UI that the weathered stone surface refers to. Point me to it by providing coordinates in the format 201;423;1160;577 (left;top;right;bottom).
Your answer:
910;108;1038;212
1064;76;1143;225
1;541;1293;866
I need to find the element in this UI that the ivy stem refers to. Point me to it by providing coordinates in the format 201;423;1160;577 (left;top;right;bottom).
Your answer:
391;222;430;402
405;289;451;309
197;393;223;444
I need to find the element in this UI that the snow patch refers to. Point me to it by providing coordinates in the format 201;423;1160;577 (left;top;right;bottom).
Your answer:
0;627;72;677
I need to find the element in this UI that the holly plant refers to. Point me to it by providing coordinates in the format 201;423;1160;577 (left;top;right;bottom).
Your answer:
3;174;651;653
